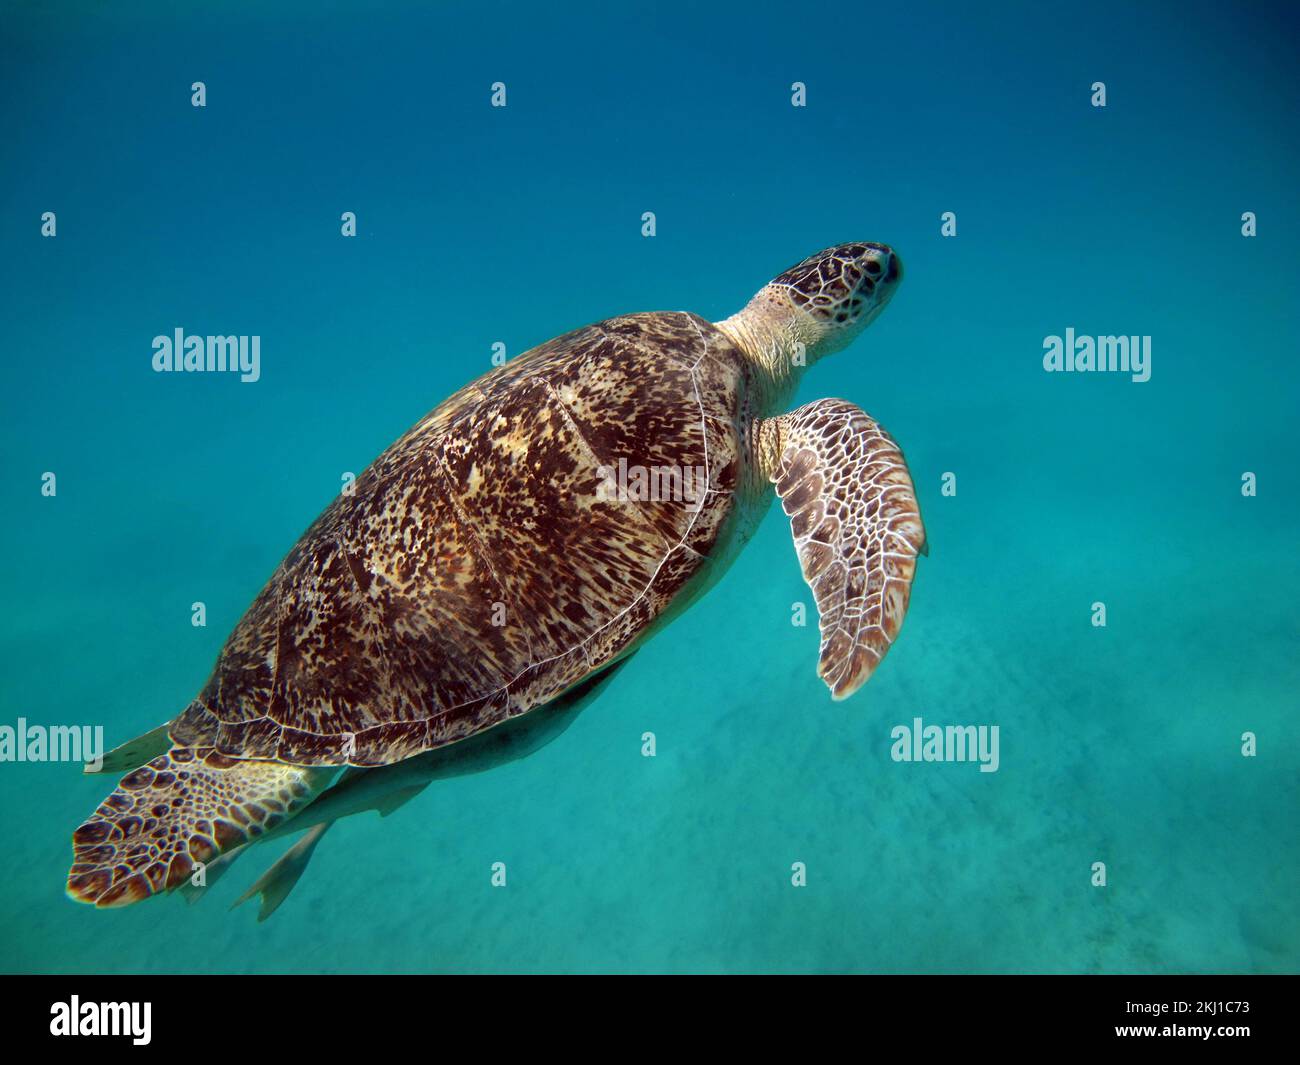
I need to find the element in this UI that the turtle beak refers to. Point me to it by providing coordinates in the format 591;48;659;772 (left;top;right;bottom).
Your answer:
864;246;902;310
886;250;903;283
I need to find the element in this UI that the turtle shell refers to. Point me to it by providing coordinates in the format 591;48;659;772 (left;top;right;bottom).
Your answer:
169;312;750;766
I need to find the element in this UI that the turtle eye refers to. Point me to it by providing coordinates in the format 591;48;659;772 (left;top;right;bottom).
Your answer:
865;260;882;277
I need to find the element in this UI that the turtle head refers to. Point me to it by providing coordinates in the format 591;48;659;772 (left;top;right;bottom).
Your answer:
718;242;903;382
770;242;902;359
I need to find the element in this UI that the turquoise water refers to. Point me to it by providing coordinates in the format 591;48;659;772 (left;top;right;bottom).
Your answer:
2;0;1297;973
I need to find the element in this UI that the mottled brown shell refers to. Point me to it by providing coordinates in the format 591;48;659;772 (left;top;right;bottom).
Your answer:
170;312;750;766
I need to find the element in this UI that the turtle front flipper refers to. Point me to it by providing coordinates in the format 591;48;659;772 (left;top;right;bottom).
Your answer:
757;399;927;700
66;748;333;908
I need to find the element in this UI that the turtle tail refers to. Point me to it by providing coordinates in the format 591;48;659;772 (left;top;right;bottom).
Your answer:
66;747;330;908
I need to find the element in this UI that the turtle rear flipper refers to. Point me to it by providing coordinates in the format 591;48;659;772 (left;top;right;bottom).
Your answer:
66;747;332;908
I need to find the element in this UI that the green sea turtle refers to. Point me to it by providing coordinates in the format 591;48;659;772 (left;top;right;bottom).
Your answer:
66;241;927;913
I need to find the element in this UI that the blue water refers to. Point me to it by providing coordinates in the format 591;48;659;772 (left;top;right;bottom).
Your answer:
2;0;1297;973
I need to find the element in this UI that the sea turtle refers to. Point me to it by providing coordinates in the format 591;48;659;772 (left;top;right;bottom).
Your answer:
67;241;927;913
